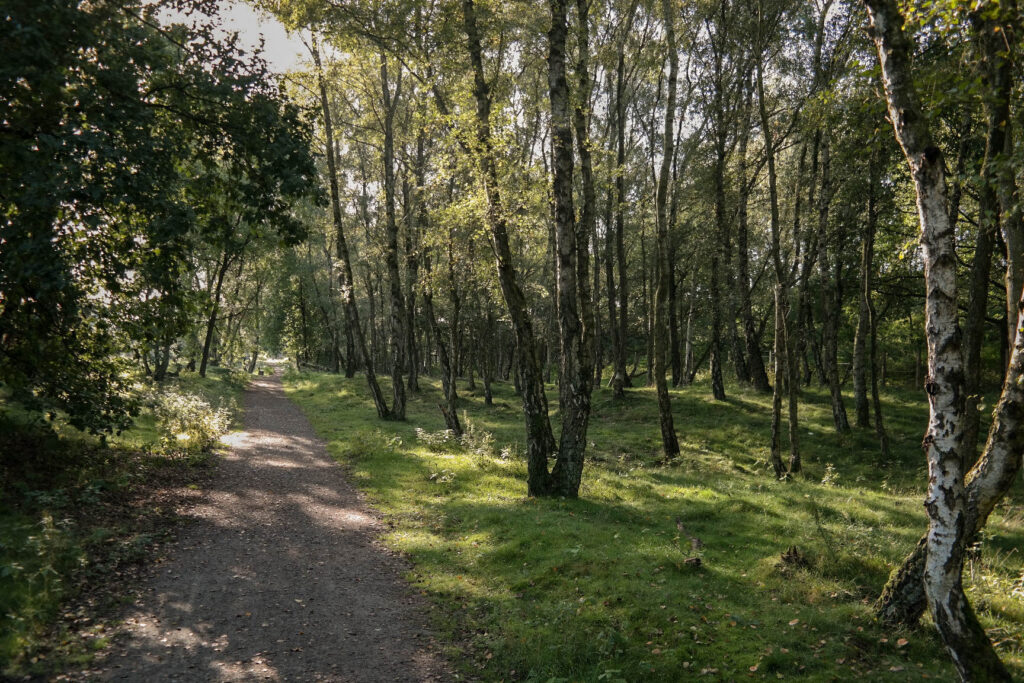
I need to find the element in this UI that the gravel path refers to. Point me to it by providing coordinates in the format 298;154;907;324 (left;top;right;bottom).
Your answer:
97;375;451;682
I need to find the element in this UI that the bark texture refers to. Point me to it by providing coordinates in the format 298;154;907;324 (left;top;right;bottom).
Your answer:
865;2;1011;679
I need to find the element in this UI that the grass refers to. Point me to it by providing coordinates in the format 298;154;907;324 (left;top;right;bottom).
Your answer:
283;369;1024;681
0;367;248;677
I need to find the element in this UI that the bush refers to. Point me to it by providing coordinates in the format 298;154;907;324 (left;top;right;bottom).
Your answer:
151;389;233;456
414;427;459;452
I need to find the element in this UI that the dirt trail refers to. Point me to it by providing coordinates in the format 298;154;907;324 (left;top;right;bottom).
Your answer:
95;375;451;682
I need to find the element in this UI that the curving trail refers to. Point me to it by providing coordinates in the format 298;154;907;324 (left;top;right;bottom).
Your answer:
97;375;451;682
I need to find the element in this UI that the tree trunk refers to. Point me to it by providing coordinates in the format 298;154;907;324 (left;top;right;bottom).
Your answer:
683;281;695;384
736;79;771;393
463;0;557;495
313;43;389;418
710;153;727;400
865;3;1011;679
652;0;680;459
611;14;635;398
769;283;787;478
861;143;890;454
379;53;407;420
548;0;594;496
423;254;461;435
965;8;1014;460
756;49;799;475
405;146;424;393
199;248;232;378
816;139;850;433
483;309;495;405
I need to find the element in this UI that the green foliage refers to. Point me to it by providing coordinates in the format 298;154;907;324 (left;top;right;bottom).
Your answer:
0;0;318;433
151;389;234;457
285;371;1024;681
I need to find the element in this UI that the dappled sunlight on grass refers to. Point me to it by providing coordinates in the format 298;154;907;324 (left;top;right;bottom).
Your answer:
284;370;1024;681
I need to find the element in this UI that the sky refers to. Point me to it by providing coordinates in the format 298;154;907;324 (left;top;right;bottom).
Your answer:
160;1;308;74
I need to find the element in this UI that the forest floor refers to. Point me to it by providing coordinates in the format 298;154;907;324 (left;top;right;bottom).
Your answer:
281;370;1024;682
74;374;451;682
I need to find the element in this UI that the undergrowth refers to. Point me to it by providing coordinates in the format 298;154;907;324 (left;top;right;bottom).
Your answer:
283;370;1024;681
0;367;246;677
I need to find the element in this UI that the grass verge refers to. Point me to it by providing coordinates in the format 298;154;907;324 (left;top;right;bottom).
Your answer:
283;370;1024;681
0;368;247;678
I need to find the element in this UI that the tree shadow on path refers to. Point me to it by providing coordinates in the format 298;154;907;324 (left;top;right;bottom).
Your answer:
94;376;452;682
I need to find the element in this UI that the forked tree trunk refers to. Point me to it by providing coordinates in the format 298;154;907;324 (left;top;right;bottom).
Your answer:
865;2;1011;679
548;0;594;496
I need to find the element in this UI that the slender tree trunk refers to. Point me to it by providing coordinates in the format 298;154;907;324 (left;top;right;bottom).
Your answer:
379;53;407;420
757;47;799;474
710;166;727;399
463;0;557;495
770;284;787;478
604;125;620;391
963;82;1006;460
405;168;421;392
611;14;635;397
199;249;232;378
483;309;495;405
669;249;682;387
683;281;695;384
736;80;771;393
643;230;654;387
865;3;1011;678
423;254;461;435
856;142;890;452
869;297;890;456
852;167;873;428
548;0;594;496
723;209;748;385
653;0;680;458
817;139;850;432
313;43;389;417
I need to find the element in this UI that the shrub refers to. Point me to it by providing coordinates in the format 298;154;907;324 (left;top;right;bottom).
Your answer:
414;416;496;457
821;463;840;487
151;389;232;456
415;427;458;452
459;413;495;456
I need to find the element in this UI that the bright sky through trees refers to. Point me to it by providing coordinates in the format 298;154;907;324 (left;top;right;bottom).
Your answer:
159;0;306;73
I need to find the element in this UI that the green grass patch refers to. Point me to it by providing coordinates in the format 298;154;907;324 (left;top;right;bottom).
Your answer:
0;368;247;677
284;370;1024;681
